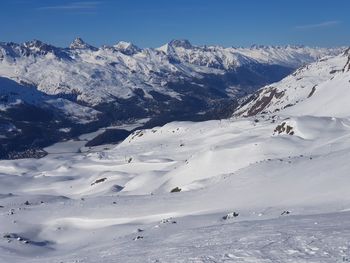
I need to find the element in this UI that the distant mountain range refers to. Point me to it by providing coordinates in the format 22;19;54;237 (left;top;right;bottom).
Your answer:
0;38;340;105
0;38;343;158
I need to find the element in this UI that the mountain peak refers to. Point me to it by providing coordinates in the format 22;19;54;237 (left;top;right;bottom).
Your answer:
168;39;193;49
24;39;47;49
250;44;269;49
23;39;60;56
69;37;96;50
114;41;141;55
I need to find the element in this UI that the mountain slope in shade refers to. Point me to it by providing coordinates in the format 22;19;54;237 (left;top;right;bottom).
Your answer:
236;48;350;118
0;77;104;159
0;77;100;123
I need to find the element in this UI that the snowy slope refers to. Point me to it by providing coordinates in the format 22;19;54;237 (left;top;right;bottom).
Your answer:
1;112;350;262
236;48;350;117
0;45;349;262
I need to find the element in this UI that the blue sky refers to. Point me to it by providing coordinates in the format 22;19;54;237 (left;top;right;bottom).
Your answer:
1;0;349;48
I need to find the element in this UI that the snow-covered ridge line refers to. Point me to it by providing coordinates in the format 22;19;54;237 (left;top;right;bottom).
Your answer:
0;38;342;105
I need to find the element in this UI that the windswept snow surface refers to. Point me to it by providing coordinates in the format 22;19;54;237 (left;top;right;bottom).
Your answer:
1;112;350;262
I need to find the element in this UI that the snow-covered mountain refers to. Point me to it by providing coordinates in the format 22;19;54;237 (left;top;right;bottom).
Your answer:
1;42;350;262
0;77;103;159
158;40;337;69
0;77;100;123
0;39;343;158
0;38;340;105
236;48;350;117
1;48;350;260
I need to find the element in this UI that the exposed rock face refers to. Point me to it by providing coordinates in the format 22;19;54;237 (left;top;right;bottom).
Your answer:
242;87;285;117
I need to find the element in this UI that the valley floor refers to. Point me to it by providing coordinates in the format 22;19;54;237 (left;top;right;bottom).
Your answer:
0;114;350;262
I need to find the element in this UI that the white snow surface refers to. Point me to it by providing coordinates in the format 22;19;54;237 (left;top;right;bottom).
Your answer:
1;49;350;262
1;113;350;262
